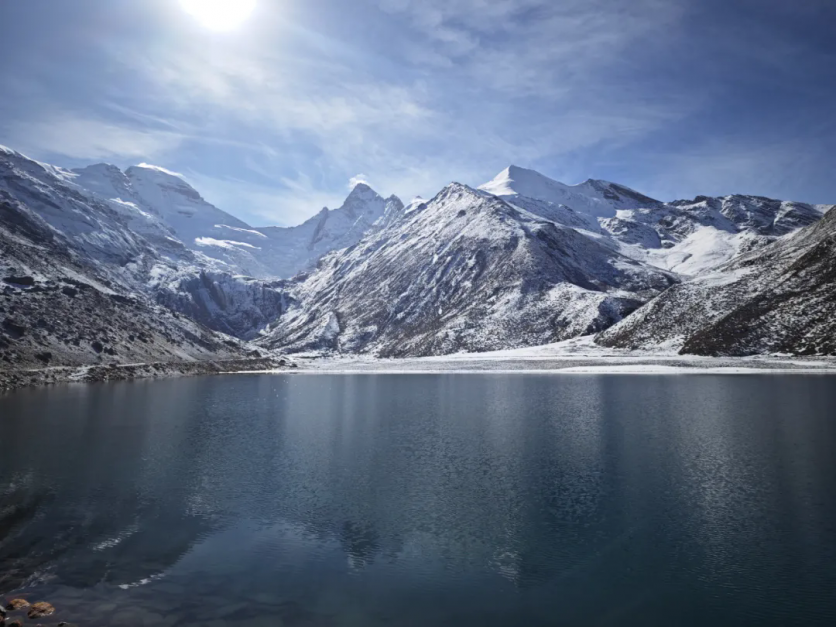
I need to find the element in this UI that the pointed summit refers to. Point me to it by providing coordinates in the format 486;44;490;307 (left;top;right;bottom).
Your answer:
343;183;381;206
479;165;563;201
338;182;386;221
376;195;406;229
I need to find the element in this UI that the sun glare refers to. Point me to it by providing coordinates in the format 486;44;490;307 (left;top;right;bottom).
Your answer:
179;0;257;31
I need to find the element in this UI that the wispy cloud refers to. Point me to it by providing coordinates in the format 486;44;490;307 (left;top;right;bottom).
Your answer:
2;0;834;221
2;113;183;161
349;174;371;190
93;0;696;212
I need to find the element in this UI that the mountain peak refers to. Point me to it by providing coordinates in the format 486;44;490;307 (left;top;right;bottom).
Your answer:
405;196;426;214
436;182;485;202
125;164;204;201
0;144;22;157
332;181;388;223
505;164;536;177
479;165;561;199
343;182;383;206
479;166;659;219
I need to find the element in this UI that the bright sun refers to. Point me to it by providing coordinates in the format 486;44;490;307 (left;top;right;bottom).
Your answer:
179;0;257;31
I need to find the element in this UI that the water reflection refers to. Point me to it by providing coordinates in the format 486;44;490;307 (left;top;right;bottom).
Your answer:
0;374;834;626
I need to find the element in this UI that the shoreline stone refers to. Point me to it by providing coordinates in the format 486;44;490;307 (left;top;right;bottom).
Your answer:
27;602;55;619
4;599;29;611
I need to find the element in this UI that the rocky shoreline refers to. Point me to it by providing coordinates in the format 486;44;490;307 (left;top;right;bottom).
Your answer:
0;356;296;393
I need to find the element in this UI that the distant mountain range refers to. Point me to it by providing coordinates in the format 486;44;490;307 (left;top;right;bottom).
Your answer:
1;143;833;370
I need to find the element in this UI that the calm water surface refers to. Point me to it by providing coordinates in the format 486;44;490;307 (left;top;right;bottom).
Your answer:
1;374;835;626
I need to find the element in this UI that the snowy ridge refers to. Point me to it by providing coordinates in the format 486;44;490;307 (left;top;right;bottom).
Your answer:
479;166;824;277
480;165;660;219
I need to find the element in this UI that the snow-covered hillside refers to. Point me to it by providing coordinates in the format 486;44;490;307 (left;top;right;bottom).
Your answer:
258;183;677;356
596;206;836;356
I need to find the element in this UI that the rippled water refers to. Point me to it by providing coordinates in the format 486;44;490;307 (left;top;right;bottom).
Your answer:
1;374;835;626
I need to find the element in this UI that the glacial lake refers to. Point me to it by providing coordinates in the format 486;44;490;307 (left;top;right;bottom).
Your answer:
1;374;835;626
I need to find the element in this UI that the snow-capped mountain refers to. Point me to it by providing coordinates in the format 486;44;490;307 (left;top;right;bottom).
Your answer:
480;165;827;276
3;143;833;363
596;205;836;356
0;145;288;349
69;159;400;280
1;146;164;270
70;161;277;278
258;183;678;356
0;145;402;345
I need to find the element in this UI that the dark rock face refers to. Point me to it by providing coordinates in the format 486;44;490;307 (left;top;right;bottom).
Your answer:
3;276;35;287
155;271;294;340
597;206;836;356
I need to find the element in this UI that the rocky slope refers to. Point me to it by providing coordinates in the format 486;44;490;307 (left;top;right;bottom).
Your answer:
153;271;295;340
0;190;262;371
596;206;836;356
259;183;678;356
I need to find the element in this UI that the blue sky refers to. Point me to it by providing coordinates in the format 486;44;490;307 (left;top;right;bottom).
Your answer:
1;0;835;226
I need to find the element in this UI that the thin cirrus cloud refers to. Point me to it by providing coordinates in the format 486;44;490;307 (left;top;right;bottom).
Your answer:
1;114;184;162
0;0;834;226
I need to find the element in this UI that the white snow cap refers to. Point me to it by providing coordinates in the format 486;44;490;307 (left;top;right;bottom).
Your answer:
478;165;657;219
